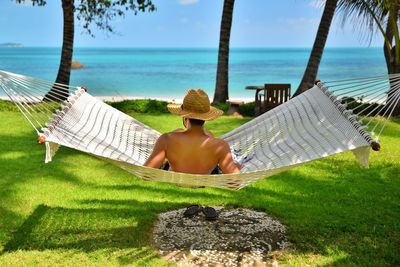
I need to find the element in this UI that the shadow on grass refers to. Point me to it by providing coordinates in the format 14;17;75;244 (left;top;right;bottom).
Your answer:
2;202;175;265
0;132;88;186
0;132;90;249
1;122;399;266
3;202;163;252
233;157;400;266
89;180;230;200
3;153;399;266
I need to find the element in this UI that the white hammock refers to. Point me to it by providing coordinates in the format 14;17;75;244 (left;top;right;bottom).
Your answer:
1;70;399;190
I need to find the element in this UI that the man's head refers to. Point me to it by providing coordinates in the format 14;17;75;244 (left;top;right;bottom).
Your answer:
188;118;205;126
168;89;223;121
182;117;205;128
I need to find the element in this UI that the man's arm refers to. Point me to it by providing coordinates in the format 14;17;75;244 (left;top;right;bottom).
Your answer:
144;134;167;169
218;141;241;174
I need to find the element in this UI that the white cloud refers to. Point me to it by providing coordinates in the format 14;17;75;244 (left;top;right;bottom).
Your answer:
178;0;199;5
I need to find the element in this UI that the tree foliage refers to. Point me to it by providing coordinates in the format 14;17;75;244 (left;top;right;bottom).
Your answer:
336;0;399;63
75;0;156;36
15;0;156;36
15;0;45;5
336;0;388;34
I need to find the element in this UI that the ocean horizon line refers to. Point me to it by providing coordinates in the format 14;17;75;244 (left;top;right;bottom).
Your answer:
0;46;383;49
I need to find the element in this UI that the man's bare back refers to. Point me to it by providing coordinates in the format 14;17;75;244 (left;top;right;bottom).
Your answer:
144;119;240;174
144;89;240;174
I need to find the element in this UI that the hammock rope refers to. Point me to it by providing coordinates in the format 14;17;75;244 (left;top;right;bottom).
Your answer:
321;74;400;142
0;70;399;190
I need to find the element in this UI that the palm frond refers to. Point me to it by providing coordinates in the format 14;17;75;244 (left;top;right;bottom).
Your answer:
336;0;389;44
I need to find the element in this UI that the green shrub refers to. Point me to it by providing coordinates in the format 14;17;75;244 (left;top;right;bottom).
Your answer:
239;102;255;117
212;102;255;116
108;99;236;115
212;103;230;113
107;99;169;113
0;99;19;112
342;96;385;116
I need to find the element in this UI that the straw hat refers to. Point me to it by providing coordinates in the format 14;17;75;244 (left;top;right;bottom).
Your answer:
167;89;223;121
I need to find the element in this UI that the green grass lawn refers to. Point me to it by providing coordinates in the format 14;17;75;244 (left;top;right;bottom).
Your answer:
0;109;399;266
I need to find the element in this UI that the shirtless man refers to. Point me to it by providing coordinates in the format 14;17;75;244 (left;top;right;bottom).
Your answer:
144;89;240;174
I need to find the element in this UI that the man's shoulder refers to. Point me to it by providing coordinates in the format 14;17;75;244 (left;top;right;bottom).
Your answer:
156;133;169;143
209;137;229;149
162;131;185;142
170;128;185;133
164;130;184;138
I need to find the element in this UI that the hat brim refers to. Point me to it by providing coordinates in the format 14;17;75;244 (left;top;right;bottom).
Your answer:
167;103;223;121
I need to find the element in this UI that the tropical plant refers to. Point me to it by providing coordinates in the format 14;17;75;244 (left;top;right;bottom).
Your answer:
337;0;399;72
16;0;156;100
336;0;400;115
213;0;235;104
293;0;338;97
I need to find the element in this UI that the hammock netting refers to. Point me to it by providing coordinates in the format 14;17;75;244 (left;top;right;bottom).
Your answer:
1;70;399;190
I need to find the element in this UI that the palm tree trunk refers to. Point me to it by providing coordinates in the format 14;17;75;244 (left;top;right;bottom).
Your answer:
293;0;337;97
384;2;400;116
383;1;398;73
47;0;74;101
213;0;235;104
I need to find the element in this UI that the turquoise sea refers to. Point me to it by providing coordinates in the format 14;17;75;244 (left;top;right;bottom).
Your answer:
0;47;387;99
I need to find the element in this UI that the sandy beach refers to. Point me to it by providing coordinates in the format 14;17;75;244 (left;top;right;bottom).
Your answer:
0;95;255;104
96;95;254;103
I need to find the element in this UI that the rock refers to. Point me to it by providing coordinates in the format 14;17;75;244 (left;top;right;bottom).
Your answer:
227;100;244;116
71;60;84;69
232;111;243;118
152;207;290;266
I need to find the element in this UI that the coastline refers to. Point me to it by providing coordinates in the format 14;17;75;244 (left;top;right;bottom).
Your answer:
0;95;255;104
97;95;254;103
0;47;387;102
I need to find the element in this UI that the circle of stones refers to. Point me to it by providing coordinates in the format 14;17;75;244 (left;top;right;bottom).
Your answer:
152;206;290;266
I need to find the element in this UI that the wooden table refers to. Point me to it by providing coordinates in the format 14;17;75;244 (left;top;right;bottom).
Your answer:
245;85;264;103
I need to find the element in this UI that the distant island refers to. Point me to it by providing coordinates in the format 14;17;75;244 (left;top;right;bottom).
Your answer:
0;43;23;48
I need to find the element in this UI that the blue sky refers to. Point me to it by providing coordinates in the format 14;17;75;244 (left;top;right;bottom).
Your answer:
0;0;384;47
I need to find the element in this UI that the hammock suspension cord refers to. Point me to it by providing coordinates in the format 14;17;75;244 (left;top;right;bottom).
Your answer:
1;70;399;190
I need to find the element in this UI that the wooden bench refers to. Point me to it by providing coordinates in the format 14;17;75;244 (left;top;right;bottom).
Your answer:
263;83;291;112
